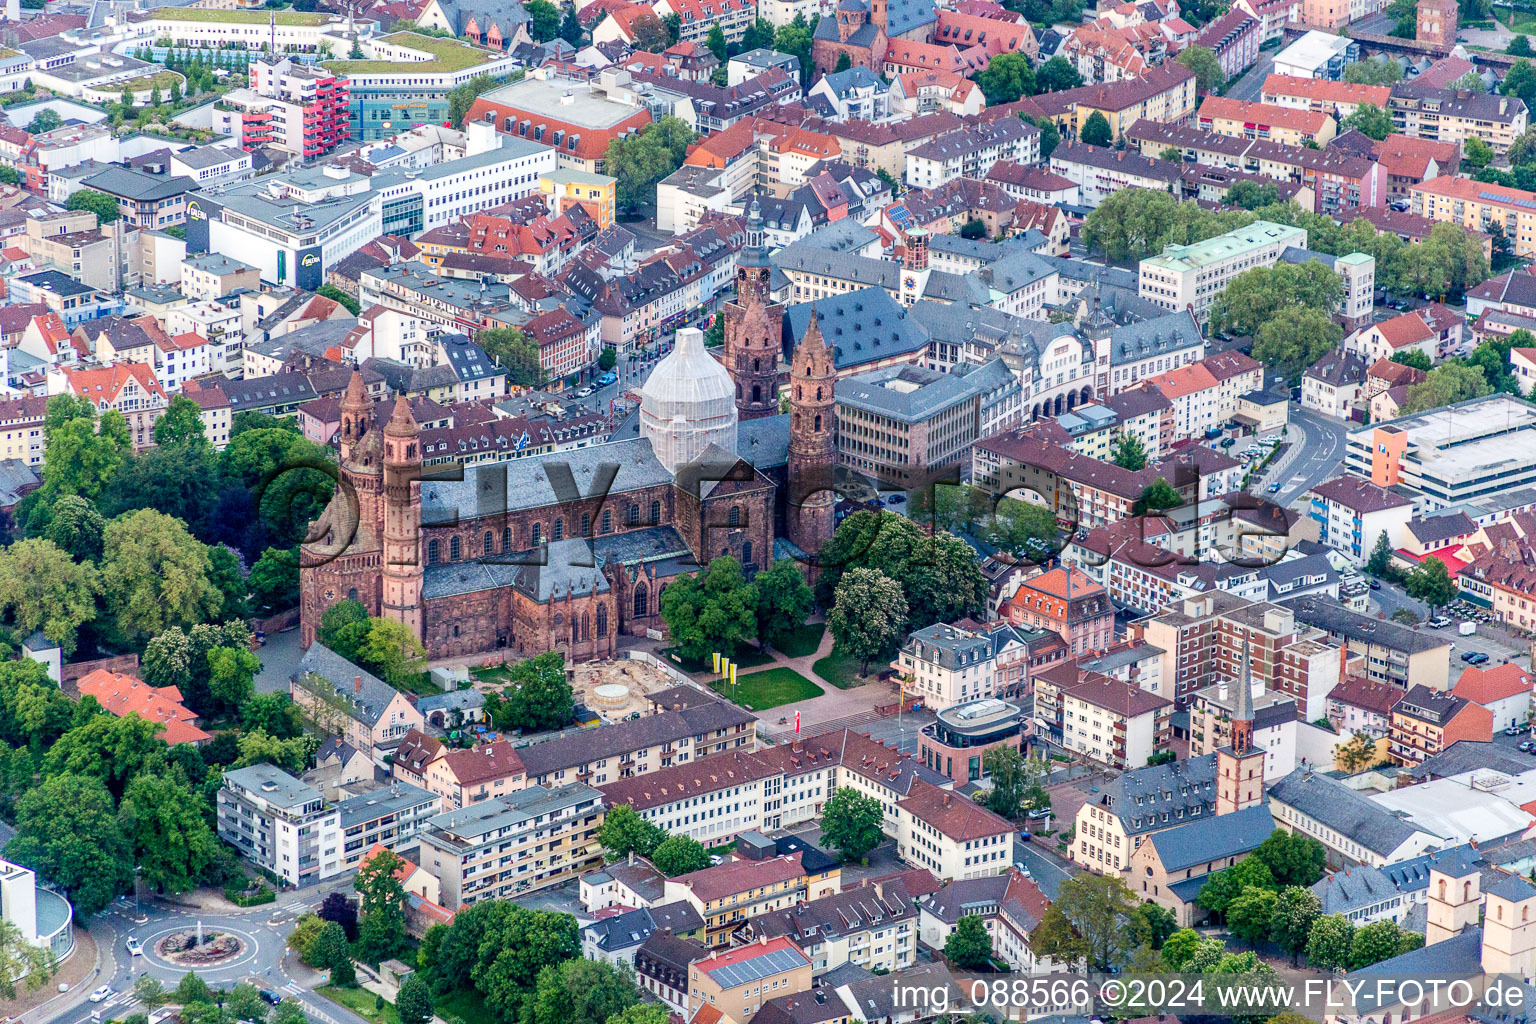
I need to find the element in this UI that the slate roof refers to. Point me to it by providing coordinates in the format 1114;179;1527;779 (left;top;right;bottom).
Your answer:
295;643;405;728
751;876;919;945
1267;766;1429;858
1407;512;1477;545
1281;597;1448;654
1343;927;1483;1011
421;437;670;522
1409;740;1536;780
1145;801;1274;873
1093;752;1218;836
518;700;754;777
782;289;930;371
1107;310;1202;366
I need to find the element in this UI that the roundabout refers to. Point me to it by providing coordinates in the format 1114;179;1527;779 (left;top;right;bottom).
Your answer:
136;922;263;978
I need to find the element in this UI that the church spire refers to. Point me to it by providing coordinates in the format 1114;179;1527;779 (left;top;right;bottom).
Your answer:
723;192;783;421
1230;638;1256;756
787;305;836;567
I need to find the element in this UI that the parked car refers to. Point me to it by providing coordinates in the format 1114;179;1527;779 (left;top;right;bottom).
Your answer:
1368;580;1381;590
1268;483;1281;493
1471;652;1491;664
1507;726;1523;736
1461;650;1479;661
575;385;595;398
1519;741;1533;753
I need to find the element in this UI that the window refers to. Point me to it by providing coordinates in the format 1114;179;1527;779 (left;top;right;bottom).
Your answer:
582;512;592;537
553;519;564;541
450;536;461;560
483;531;494;556
504;526;512;551
597;604;608;638
427;539;439;564
728;505;741;526
602;509;612;533
651;500;661;524
531;522;543;545
634;583;649;618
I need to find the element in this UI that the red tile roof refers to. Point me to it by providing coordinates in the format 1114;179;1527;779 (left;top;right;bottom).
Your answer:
898;780;1014;840
1452;664;1534;706
77;668;210;746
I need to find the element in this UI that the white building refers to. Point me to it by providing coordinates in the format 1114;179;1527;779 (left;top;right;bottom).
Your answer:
1139;220;1309;323
1273;29;1354;79
1305;474;1414;564
216;764;343;887
894;623;998;712
373;126;556;233
905;119;1039;192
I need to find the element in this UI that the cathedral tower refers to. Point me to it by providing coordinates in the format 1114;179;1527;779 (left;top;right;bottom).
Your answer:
380;396;424;640
786;309;837;563
1215;639;1265;816
723;195;784;421
338;370;370;463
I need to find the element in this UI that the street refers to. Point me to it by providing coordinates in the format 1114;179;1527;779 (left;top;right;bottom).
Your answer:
1260;406;1351;507
1225;52;1275;102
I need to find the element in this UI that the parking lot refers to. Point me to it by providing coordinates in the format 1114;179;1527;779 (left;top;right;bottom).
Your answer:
1408;606;1531;671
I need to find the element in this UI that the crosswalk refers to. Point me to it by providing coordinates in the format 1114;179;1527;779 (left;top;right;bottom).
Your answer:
281;983;304;997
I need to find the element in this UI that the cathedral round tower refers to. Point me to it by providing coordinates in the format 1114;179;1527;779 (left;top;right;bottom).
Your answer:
787;309;838;562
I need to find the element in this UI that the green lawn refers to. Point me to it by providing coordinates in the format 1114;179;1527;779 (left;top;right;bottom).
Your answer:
325;32;503;73
319;987;401;1024
708;667;822;710
771;623;825;659
153;7;329;22
812;650;883;690
434;988;496;1024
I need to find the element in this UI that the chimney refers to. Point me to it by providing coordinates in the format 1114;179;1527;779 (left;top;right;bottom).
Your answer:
354;675;363;693
629;851;635;866
759;934;769;945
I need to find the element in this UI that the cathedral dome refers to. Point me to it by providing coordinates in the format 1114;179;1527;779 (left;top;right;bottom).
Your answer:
640;326;739;477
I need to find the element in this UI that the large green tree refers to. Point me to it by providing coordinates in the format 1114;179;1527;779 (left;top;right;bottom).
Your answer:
815;511;986;629
119;770;220;894
1175;44;1223;91
975;52;1035;104
820;786;885;862
354;848;410;964
650;835;709;877
1210;260;1343;338
827;568;907;674
491;650;574;732
1270;886;1322;964
1253;307;1345;383
0;538;99;657
659;555;757;665
1080;110;1113;147
1252;830;1327;886
597;804;663;859
478;327;545;388
1048;873;1139;971
9;772;130;916
1404;555;1457;608
1196;856;1276;919
1401;362;1492;414
751;559;813;650
65;189;121;225
1342;103;1395;140
99;509;223;645
945;914;994;969
605;116;697;215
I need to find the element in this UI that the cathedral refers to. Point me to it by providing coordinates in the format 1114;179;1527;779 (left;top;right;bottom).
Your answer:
298;202;838;662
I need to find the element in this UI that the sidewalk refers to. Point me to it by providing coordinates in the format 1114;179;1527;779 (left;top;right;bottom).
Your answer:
15;920;113;1024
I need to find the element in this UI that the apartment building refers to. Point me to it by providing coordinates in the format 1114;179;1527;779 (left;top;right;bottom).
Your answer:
918;869;1054;972
517;700;758;788
905;118;1039;191
1327;676;1405;739
1389;83;1528;156
689;937;813;1021
1197;96;1337;147
1002;568;1114;657
894;624;998;712
1035;664;1172;769
1412;176;1536;258
1281;596;1450;690
748;878;919;975
417;783;605;908
1388;685;1494;766
1047;143;1182;209
665;854;824;948
1261;74;1391;119
1071;753;1218;873
336;782;442;868
1305;474;1414;563
51;362;167;451
217;764;343;886
291;644;425;763
1139;220;1309;322
391;731;528;810
1188;681;1298;782
238;56;350;159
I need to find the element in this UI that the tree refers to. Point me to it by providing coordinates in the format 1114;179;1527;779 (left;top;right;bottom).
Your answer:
650;835;709;876
8;773;129;916
1404;554;1457;609
319;891;359;941
1344;59;1403;84
1366;532;1394;576
659;555;757;665
598;804;664;859
1342;102;1395;140
1175;44;1223;91
1132;478;1182;516
1227;887;1279;945
65;188;121;225
234;729;320;777
397;976;433;1024
1507;58;1536;103
47;713;167;800
446;73;497;129
1391;349;1433;371
522;958;640;1024
119;771;219;894
975;52;1035;105
308;921;354;984
815;511;986;630
176;973;214;1006
248;547;297;613
99;510;222;645
984;496;1059;557
1111;433;1148;471
774;15;816;87
1402;362;1492;414
1080;110;1112;147
225;985;269;1024
525;0;560;40
1050;873;1139;971
34;396;129;506
827;568;906;674
944;914;994;969
1196;857;1276;919
606;1006;670;1024
1406;222;1490;302
476;907;580;1020
26;108;61;134
599;348;617;371
0;539;98;658
1129;903;1177;950
358;617;427;687
560;2;584;44
706;22;728;62
1349;919;1421;970
820;786;884;862
741;17;774;50
1035;55;1081;93
1252;829;1327;887
1023;114;1060;159
355;849;410;963
42;495;105;561
1464;135;1495;170
493;651;574;732
477;326;546;388
208;645;260;714
1514;34;1534;56
605;115;696;216
751;559;812;650
1031;903;1089;967
154;395;209;450
135;976;167;1009
1211;260;1343;338
1227;181;1280;210
1160;929;1204;971
288;914;327;964
1336;731;1379;773
982;745;1047;818
1081;188;1259;261
1270;886;1322;964
628;8;672;52
1253;307;1345;383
